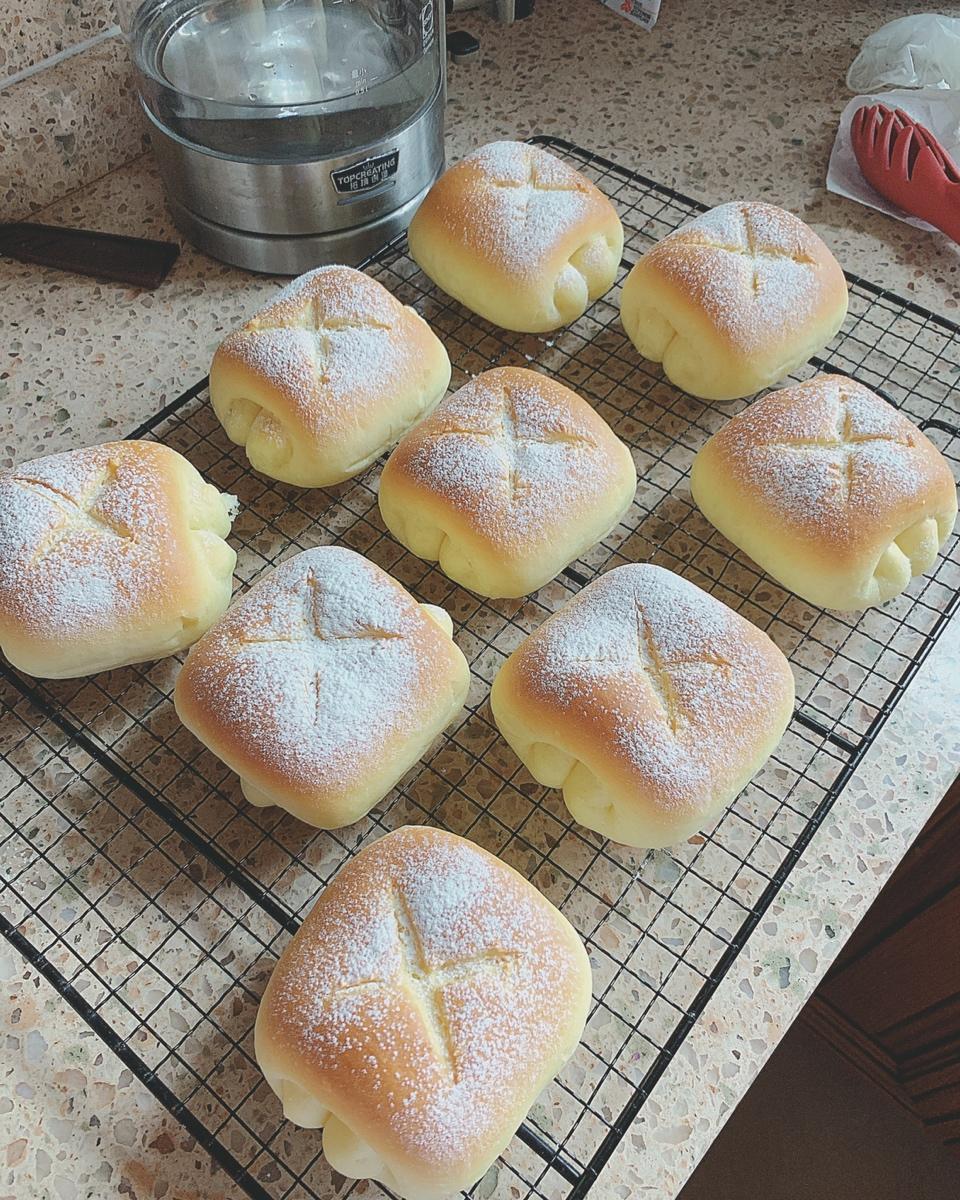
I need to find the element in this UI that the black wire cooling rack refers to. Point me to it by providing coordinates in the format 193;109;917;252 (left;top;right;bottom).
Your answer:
2;137;960;1200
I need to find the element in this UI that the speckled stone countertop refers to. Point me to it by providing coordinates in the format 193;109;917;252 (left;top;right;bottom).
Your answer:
2;2;960;1198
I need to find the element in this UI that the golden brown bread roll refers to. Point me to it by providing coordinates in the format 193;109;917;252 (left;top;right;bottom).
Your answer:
620;201;849;400
490;564;795;848
255;826;591;1200
408;140;624;333
690;375;958;610
173;547;469;828
0;441;237;679
378;366;637;598
209;265;451;487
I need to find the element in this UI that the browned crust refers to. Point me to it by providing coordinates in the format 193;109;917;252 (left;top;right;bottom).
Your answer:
623;201;848;359
255;826;591;1192
0;440;218;642
492;564;795;825
380;366;636;554
693;375;958;560
408;142;622;298
173;548;468;819
209;266;449;445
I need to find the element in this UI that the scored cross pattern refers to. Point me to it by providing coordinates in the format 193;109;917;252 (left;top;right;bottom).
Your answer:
319;887;519;1083
699;205;816;295
10;464;133;566
237;569;402;721
251;294;393;388
764;388;916;505
488;153;585;196
631;601;732;733
428;382;597;504
568;596;731;735
486;153;586;234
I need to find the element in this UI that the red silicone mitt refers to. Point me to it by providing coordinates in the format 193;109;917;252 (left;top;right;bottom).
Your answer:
851;103;960;244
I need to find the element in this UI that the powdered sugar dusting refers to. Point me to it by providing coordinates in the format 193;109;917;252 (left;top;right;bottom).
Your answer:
216;265;431;437
222;325;405;436
0;442;200;640
649;201;840;354
710;376;950;543
471;140;576;188
263;827;586;1167
437;141;608;281
178;547;460;793
519;564;793;811
263;265;399;329
393;367;632;548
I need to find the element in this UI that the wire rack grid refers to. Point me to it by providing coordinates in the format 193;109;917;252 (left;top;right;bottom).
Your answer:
1;137;959;1200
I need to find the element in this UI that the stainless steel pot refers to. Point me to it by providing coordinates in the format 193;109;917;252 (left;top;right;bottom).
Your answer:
118;0;446;273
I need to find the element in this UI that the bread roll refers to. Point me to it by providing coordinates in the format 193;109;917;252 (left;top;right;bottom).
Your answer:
408;141;624;333
0;441;237;679
620;201;848;400
174;547;469;828
691;375;958;610
209;266;451;487
490;564;795;849
255;825;591;1200
378;367;637;598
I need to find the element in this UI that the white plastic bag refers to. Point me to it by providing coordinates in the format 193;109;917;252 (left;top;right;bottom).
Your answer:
847;14;960;92
826;89;960;230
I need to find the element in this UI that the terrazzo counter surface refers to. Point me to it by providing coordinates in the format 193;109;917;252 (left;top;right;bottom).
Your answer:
2;2;960;1198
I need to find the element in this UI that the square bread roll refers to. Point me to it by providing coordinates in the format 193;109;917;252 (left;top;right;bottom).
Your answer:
255;826;591;1200
378;366;637;598
173;547;469;829
209;265;451;487
408;140;624;333
490;564;795;849
620;201;849;401
0;441;237;679
691;375;958;611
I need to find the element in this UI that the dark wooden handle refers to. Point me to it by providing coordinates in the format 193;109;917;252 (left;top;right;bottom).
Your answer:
0;222;180;289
